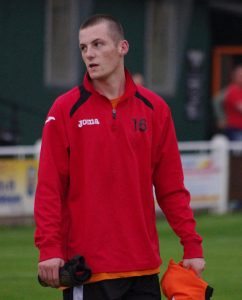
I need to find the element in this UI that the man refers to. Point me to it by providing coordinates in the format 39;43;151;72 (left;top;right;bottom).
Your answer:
35;14;205;300
224;65;242;140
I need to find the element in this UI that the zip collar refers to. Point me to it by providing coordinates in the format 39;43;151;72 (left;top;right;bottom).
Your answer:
83;69;137;103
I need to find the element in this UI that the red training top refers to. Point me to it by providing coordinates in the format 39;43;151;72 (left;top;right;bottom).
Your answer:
224;83;242;129
34;70;203;275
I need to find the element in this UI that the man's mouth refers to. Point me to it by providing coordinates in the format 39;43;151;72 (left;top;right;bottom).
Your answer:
89;63;98;69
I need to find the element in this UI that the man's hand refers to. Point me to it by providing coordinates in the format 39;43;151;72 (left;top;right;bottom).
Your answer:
38;258;65;288
182;258;205;277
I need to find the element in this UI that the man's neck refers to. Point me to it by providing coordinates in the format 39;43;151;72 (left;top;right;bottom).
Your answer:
92;70;126;100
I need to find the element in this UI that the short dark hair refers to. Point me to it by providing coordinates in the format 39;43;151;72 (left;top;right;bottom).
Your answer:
79;14;125;41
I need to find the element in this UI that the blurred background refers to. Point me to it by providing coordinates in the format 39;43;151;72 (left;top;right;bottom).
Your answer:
1;0;242;144
1;0;242;213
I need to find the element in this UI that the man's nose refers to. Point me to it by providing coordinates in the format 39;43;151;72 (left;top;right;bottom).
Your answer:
85;46;95;59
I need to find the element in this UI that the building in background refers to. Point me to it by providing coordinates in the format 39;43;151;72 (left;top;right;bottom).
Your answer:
1;0;242;144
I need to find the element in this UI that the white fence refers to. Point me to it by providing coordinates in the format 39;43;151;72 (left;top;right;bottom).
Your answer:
0;135;241;217
179;135;230;214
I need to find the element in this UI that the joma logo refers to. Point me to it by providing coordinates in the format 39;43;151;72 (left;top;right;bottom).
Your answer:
78;118;100;128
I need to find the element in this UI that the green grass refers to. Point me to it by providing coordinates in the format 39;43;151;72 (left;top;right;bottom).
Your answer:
0;213;241;299
0;226;60;300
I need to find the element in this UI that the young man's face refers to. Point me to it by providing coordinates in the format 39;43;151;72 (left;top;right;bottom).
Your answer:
79;22;128;80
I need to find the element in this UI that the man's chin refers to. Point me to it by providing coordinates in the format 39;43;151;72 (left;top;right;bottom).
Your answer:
88;72;100;80
88;72;106;81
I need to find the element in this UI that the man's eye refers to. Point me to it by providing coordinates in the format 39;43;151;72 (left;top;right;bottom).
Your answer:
94;42;102;47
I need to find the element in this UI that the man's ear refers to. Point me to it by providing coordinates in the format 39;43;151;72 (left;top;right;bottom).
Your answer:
119;40;129;56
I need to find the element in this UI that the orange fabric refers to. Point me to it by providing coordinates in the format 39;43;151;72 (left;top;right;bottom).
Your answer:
110;97;120;109
59;267;160;290
88;267;160;283
161;260;209;299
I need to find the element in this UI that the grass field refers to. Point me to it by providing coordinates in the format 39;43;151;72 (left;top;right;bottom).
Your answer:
0;212;241;299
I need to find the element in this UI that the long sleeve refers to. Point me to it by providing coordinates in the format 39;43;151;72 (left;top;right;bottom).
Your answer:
153;107;203;258
34;100;70;261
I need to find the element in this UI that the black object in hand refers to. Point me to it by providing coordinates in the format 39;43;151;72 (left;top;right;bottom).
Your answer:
38;255;92;287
